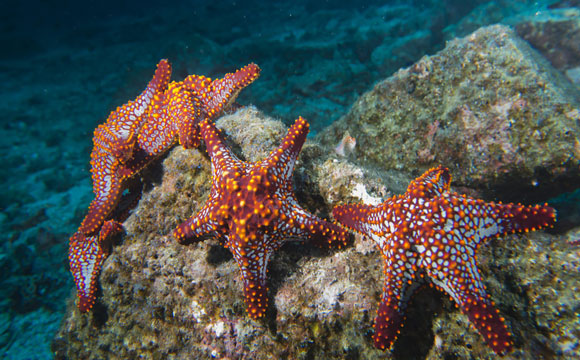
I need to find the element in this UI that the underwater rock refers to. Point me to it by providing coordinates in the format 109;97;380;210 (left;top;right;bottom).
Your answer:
318;25;580;203
52;107;579;359
515;8;580;85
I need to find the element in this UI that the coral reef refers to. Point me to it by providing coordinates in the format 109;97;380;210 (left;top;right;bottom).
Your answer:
52;108;579;359
318;25;580;203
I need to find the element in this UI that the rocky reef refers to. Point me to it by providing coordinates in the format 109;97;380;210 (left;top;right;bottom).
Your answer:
52;106;579;359
3;2;579;359
318;25;580;204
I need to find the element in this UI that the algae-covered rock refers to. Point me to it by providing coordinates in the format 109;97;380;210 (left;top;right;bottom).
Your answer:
318;25;580;202
52;107;579;359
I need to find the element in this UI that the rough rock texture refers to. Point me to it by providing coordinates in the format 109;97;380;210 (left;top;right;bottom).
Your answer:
52;108;579;359
318;25;580;203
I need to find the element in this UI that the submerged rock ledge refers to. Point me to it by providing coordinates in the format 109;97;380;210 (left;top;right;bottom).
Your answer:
52;107;579;359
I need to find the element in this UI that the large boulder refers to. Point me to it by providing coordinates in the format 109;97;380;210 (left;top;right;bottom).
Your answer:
318;25;580;203
52;107;579;359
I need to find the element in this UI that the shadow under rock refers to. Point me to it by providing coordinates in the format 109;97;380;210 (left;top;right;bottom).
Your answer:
90;300;110;328
391;286;442;360
139;149;173;192
206;244;233;266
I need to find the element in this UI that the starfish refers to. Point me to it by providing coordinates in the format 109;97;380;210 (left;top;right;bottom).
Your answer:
173;117;349;318
138;62;261;154
69;179;143;311
69;59;172;312
70;60;261;312
332;166;556;354
77;59;172;237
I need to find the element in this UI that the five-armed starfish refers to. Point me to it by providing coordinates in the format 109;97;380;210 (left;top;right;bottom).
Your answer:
69;60;260;312
67;57;564;355
333;166;556;354
173;117;349;318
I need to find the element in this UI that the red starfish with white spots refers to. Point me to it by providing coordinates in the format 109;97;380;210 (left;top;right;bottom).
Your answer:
173;117;349;318
69;60;172;312
333;166;556;354
138;63;261;153
77;60;172;237
69;60;260;312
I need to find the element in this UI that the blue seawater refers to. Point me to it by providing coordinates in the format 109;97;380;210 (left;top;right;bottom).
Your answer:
0;1;577;359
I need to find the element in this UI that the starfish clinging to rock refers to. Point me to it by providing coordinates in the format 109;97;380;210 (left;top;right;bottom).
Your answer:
138;62;261;153
77;59;173;238
332;166;556;354
173;117;349;318
69;60;260;312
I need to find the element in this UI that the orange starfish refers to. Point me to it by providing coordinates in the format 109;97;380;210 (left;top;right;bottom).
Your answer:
138;62;261;153
69;60;261;312
333;166;556;354
173;117;349;318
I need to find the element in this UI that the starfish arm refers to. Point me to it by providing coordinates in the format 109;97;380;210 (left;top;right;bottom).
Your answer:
171;85;205;149
204;63;261;117
68;220;123;312
227;226;273;319
93;122;137;165
79;154;122;235
424;249;513;354
332;203;377;235
135;59;172;113
406;165;452;198
264;117;309;183
493;202;556;234
137;91;178;155
109;129;137;164
108;59;173;162
276;198;349;248
373;258;421;350
173;190;224;244
69;233;105;312
332;202;401;251
374;298;405;350
440;196;557;249
462;294;513;354
200;119;245;168
182;74;211;94
93;123;133;162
